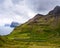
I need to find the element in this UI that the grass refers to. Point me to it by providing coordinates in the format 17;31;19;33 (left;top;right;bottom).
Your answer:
0;14;60;48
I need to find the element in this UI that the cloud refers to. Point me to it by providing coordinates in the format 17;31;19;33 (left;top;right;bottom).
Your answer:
0;0;37;25
12;0;21;4
26;0;60;14
0;0;4;4
0;0;60;25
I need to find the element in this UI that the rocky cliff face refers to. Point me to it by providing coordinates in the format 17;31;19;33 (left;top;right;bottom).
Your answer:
49;6;60;15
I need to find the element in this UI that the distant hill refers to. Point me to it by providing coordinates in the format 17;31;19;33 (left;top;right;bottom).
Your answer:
10;22;20;27
1;6;60;48
4;22;20;28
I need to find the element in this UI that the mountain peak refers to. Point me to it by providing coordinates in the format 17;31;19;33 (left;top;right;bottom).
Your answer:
27;14;43;23
35;14;43;16
54;6;60;9
49;6;60;15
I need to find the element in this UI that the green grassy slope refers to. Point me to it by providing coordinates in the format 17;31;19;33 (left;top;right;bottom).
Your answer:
8;14;60;42
2;14;60;48
1;6;60;48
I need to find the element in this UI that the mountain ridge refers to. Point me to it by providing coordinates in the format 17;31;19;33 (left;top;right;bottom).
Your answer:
1;6;60;48
48;6;60;15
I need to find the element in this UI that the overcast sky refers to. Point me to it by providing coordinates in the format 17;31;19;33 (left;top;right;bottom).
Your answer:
0;0;60;26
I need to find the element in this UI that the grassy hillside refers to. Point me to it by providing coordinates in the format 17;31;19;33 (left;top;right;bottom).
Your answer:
1;6;60;48
2;14;60;48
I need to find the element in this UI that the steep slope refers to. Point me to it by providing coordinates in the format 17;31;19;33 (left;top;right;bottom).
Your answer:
49;6;60;15
0;36;8;47
9;9;60;42
1;6;60;48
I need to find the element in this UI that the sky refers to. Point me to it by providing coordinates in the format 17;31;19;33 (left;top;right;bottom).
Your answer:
0;0;60;26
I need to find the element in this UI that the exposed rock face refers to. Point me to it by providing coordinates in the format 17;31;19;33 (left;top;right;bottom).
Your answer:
33;14;43;20
27;14;44;24
49;6;60;15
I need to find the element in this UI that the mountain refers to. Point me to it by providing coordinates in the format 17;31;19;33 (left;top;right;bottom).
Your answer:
4;22;20;27
48;6;60;15
1;6;60;48
10;22;20;27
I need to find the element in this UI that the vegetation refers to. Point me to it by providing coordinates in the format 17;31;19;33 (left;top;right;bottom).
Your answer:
0;6;60;48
